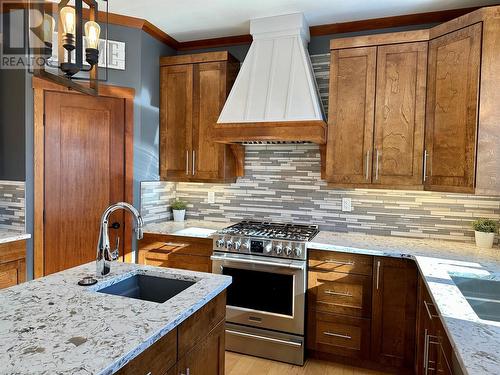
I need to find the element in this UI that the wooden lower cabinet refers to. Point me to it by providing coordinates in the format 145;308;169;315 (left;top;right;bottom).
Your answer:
177;321;225;375
117;292;226;375
308;250;418;373
0;240;26;289
371;257;417;371
138;233;213;273
416;277;456;375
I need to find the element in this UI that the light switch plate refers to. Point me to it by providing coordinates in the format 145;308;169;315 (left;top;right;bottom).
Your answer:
208;191;215;204
341;198;352;212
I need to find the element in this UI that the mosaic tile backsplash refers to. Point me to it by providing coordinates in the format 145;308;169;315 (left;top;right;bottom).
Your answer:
140;53;500;243
0;180;26;232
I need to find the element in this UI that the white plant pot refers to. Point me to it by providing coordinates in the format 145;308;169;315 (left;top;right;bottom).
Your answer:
474;231;495;249
173;209;186;222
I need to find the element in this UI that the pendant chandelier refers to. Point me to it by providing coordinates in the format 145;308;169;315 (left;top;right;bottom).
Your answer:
31;0;109;95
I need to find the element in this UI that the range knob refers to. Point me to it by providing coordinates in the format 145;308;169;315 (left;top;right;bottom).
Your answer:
274;243;283;255
226;239;234;250
294;246;302;257
285;245;293;256
234;239;242;251
216;238;225;248
264;242;273;254
242;240;250;251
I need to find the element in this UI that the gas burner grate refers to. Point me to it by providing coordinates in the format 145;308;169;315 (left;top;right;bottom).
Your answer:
221;221;319;241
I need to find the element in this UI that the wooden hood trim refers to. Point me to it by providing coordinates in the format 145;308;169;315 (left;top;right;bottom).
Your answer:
211;121;327;144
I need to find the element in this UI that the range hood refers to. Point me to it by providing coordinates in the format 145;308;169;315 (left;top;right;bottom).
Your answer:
213;13;327;144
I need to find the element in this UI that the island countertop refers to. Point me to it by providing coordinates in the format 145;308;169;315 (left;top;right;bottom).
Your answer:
0;261;231;375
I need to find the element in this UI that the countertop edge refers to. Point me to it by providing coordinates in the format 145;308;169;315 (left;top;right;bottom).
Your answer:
0;233;31;244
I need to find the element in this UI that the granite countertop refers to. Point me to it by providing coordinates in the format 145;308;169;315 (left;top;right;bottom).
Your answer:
0;231;31;245
145;220;500;374
143;219;230;239
0;262;231;375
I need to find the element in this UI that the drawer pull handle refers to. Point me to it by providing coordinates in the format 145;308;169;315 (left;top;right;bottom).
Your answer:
323;260;354;266
323;331;352;340
324;290;352;297
424;300;439;320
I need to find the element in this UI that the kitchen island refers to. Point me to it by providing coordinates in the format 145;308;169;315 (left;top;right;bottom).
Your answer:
0;261;231;374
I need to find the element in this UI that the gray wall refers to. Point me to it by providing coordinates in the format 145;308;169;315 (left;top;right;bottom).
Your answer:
0;54;26;181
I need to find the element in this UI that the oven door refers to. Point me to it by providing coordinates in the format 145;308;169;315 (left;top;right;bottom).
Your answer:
211;252;306;335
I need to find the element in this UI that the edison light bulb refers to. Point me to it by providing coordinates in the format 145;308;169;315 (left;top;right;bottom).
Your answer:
60;6;76;35
84;21;101;49
43;14;55;44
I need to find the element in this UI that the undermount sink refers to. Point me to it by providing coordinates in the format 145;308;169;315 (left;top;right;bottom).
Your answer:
97;274;196;303
450;275;500;322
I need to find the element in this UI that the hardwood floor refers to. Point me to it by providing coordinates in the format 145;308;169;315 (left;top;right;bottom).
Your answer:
225;352;390;375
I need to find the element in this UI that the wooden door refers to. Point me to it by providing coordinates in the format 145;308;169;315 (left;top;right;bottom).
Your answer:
44;92;125;275
177;320;225;375
192;62;228;181
326;47;376;185
160;64;193;180
373;42;427;187
371;257;417;370
425;23;482;193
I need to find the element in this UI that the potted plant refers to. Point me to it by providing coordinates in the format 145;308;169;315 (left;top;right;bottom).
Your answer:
171;199;187;222
472;218;498;249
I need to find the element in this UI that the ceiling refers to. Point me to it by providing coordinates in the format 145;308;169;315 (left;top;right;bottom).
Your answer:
108;0;498;42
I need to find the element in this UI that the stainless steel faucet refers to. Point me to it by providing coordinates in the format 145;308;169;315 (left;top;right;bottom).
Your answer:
96;202;144;276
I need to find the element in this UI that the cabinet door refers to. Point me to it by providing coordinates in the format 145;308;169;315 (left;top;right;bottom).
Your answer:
0;259;26;289
191;62;228;181
425;23;482;193
160;64;193;180
371;257;417;369
373;42;427;187
325;47;376;185
177;320;225;375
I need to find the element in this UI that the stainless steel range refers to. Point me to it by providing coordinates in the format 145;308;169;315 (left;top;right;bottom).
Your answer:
211;221;319;365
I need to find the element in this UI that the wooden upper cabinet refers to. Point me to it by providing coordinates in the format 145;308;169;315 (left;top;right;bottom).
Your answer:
325;47;376;185
160;64;193;180
160;52;243;183
425;23;482;193
326;32;428;189
373;42;427;187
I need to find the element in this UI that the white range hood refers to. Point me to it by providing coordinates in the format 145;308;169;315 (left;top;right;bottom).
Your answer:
213;13;327;144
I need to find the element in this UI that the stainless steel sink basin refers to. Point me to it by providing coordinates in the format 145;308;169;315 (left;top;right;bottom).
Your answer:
97;274;195;303
450;275;500;322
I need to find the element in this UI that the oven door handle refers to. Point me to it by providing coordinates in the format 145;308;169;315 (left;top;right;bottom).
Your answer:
226;329;303;347
210;254;305;270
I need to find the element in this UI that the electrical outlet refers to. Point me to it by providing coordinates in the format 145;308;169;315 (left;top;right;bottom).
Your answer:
341;198;352;212
208;191;215;204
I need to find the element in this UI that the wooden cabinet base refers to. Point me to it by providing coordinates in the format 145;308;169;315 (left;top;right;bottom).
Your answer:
117;291;226;375
0;240;26;289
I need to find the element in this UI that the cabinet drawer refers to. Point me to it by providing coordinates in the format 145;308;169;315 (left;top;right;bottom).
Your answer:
309;271;372;318
309;249;373;276
308;310;371;359
116;328;177;375
0;259;25;290
168;253;211;273
178;291;226;357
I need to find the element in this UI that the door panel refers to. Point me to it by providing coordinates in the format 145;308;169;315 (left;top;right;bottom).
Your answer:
371;257;417;370
326;47;376;184
160;65;192;179
192;62;227;180
373;42;427;187
44;92;125;275
425;23;481;192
